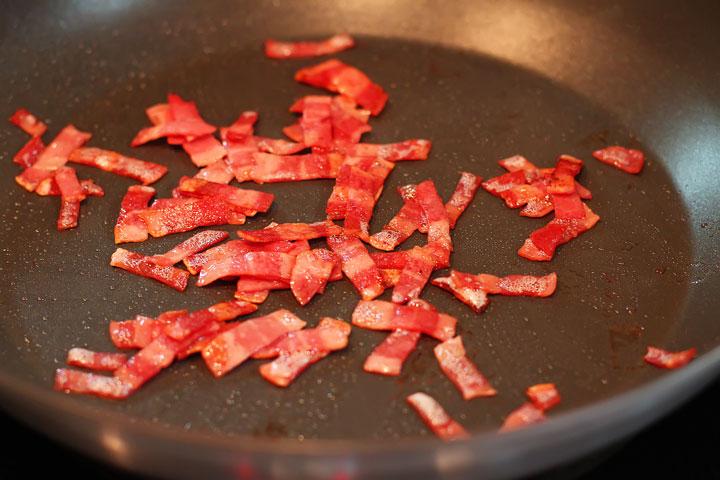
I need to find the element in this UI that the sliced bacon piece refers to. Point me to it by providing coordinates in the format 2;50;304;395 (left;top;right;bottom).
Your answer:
237;220;341;243
36;178;103;197
253;137;307;155
145;103;172;126
197;251;296;286
182;135;227;167
220;111;258;143
54;369;131;399
150;230;229;267
234;289;270;304
481;170;527;197
380;268;402;288
593;146;645;174
644;346;696;369
500;183;552;218
416;180;452;268
13;136;44;168
265;34;355;59
194;160;235;184
67;348;127;371
363;329;421;376
138;198;245;238
9;108;47;137
498;154;538;176
331;95;372;143
290;249;338;306
251;152;343;183
184;239;306;275
500;403;547;431
110;248;189;291
282;120;305;143
391;246;435;304
57;200;80;230
15;125;92;192
351;300;456;341
431;275;490;314
131;120;217;147
370;250;410;270
236;277;289;293
224;142;257;183
54;166;86;202
300;96;332;147
176;177;274;215
551;192;586;220
201;309;306;377
68;147;167;185
327;235;385;300
368;184;424;251
406;392;469;441
166;93;213;144
445;172;482;229
295;59;388;115
114;185;155;243
526;383;561;410
318;139;432;161
452;271;558;297
342;167;383;238
110;314;166;349
434;336;497;399
518;204;600;261
545;155;583;194
325;156;392;220
258;318;351;387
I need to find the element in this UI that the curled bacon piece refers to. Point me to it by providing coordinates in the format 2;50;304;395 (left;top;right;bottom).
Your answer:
416;180;452;268
114;185;155;243
363;329;421;376
67;348;127;371
368;185;424;251
197;251;297;286
445;172;482;229
55;166;85;203
327;235;385;301
290;249;338;306
185;238;307;275
318;139;432;161
139;198;245;238
326;156;393;221
238;220;342;243
300;96;333;147
54;369;131;399
131;120;217;147
251;152;343;183
265;34;355;59
110;313;181;349
182;135;227;167
500;403;546;432
518;204;600;261
9;108;47;137
593;146;645;174
13;136;44;168
58;200;80;231
431;275;489;314
110;248;189;291
454;271;558;297
391;246;435;304
194;160;235;184
175;176;274;215
351;300;456;341
434;336;497;399
36;178;103;197
644;346;696;369
526;383;561;410
150;230;229;267
406;392;469;441
68;147;167;185
545;155;583;194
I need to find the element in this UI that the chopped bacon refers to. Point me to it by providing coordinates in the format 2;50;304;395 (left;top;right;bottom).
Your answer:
445;172;482;228
525;383;561;410
265;34;355;59
251;152;343;183
498;154;538;175
150;230;229;267
15;125;92;192
325;156;393;220
518;204;600;261
114;185;156;243
110;247;189;291
406;392;469;441
327;235;385;300
282;120;305;143
290;249;338;305
145;103;172;125
220;111;258;143
182;135;227;167
434;336;497;399
415;180;452;268
500;403;546;431
224;141;257;183
196;251;297;286
295;59;388;115
644;346;696;369
318;139;432;161
54;166;86;203
66;347;127;371
545;155;583;195
36;178;103;197
593;146;645;174
391;246;435;304
175;177;274;215
236;277;289;293
9;108;47;137
380;268;402;288
258;318;351;387
300;96;333;147
370;250;411;270
110;314;168;349
13;136;45;168
331;95;372;143
131;120;217;147
54;369;131;399
234;289;270;304
201;309;306;377
57;200;80;230
138;198;245;238
431;275;489;314
194;160;235;184
368;185;424;251
363;329;421;376
238;220;341;243
481;170;527;196
184;238;306;275
68;147;167;185
453;271;558;297
351;300;456;341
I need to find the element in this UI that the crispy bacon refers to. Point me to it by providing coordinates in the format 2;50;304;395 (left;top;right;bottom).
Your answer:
406;392;469;441
327;235;385;300
452;271;558;297
114;185;155;243
57;200;80;230
110;247;189;291
150;230;229;267
15;125;92;192
197;251;297;286
36;178;103;197
526;383;561;410
201;309;306;377
54;166;86;202
363;329;421;376
175;177;274;215
518;204;600;261
431;275;489;314
546;155;583;195
66;348;127;371
351;300;456;341
109;312;185;349
368;184;424;251
290;249;338;306
300;96;333;147
325;156;393;220
445;172;482;228
265;34;355;59
644;346;696;369
238;220;342;243
220;111;258;143
9;108;47;137
416;180;452;268
251;152;343;183
131;120;217;147
68;147;167;185
317;139;432;162
184;239;306;275
391;246;435;304
54;369;131;399
139;198;245;238
434;336;497;399
194;160;235;184
500;403;547;431
295;59;388;115
13;136;45;168
331;95;372;143
593;146;645;174
182;135;227;167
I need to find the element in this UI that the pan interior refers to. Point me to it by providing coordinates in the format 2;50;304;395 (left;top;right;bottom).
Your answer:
0;36;696;441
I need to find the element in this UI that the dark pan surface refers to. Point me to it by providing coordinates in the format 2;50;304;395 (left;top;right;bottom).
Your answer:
1;1;719;478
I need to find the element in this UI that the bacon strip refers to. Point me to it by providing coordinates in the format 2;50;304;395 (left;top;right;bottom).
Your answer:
150;230;229;266
67;348;127;371
184;239;306;275
518;204;600;261
300;96;332;147
330;95;372;143
406;392;469;441
434;336;497;399
593;146;645;174
9;108;47;137
54;369;131;399
500;403;546;432
139;198;245;238
363;329;421;376
110;248;189;291
221;111;258;143
201;309;306;377
110;313;182;349
54;166;86;202
36;178;103;197
265;34;355;59
319;139;432;161
68;147;167;185
368;185;424;251
525;383;561;410
238;220;341;243
431;275;489;314
415;180;452;268
197;251;297;286
445;172;482;228
57;200;80;230
13;136;45;168
114;185;155;243
290;249;338;306
351;300;456;341
644;346;696;369
182;135;227;167
175;177;274;215
131;120;217;147
194;160;235;184
391;246;435;304
251;152;343;183
327;235;385;301
545;155;583;194
451;271;558;297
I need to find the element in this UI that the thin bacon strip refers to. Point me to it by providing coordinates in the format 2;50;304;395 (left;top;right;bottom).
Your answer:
290;249;338;306
391;246;435;304
363;329;421;376
265;34;355;59
36;178;103;197
182;135;227;167
150;230;229;267
481;170;527;196
176;177;274;215
236;277;289;293
54;166;86;202
67;348;127;371
593;146;645;174
131;120;216;147
500;403;546;432
368;185;424;251
220;111;258;143
54;369;131;399
434;336;497;399
317;139;432;162
644;346;696;369
331;95;372;143
110;248;189;291
452;271;558;297
251;152;343;183
325;156;391;220
406;392;469;441
139;198;245;238
445;172;482;229
545;155;583;195
526;383;561;410
110;312;184;349
201;309;306;377
184;239;307;275
300;96;332;147
114;185;155;243
194;160;235;184
238;220;341;243
197;251;297;286
327;235;385;301
68;147;167;185
234;289;270;304
518;204;600;261
13;136;45;168
57;200;80;231
351;300;456;341
9;108;47;137
431;275;489;314
416;180;452;268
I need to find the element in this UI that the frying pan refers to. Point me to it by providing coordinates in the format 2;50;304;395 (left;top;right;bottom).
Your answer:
1;0;719;478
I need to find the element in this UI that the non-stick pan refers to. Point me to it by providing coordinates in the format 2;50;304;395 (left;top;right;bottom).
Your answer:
1;1;719;478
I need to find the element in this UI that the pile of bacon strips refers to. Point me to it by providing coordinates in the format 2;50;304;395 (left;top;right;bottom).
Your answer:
8;34;696;440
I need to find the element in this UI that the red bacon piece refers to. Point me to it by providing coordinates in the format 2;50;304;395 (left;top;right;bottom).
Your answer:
526;383;561;410
114;185;155;243
445;172;482;228
331;95;372;143
453;271;558;297
182;135;227;167
238;220;342;243
431;275;489;314
258;318;351;387
518;204;600;261
234;289;270;304
57;200;80;230
9;108;47;137
194;160;234;184
110;247;189;291
434;336;497;399
265;34;355;59
184;238;306;275
150;230;229;267
145;103;172;125
325;156;393;220
500;403;547;432
416;180;452;268
254;137;306;155
201;309;306;377
327;235;385;301
368;184;424;251
220;111;258;143
370;250;410;270
66;348;127;371
282;120;305;143
546;155;583;194
68;147;167;185
175;177;274;215
224;141;256;183
13;136;45;168
319;139;432;161
131;120;217;147
295;59;388;116
351;300;456;341
380;268;402;288
197;251;296;286
391;246;435;304
363;329;421;376
15;125;92;192
36;178;103;197
300;96;332;147
481;170;527;197
236;277;289;293
593;146;645;174
54;166;86;202
138;198;245;238
406;392;469;441
54;369;131;399
251;152;343;183
290;249;338;306
644;346;696;369
498;154;538;176
110;312;185;349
